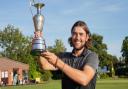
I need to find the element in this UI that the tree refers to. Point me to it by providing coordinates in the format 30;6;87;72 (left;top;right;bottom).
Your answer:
47;39;66;55
121;36;128;63
90;33;108;67
0;25;32;62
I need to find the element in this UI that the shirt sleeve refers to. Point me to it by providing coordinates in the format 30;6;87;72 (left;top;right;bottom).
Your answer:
85;52;99;70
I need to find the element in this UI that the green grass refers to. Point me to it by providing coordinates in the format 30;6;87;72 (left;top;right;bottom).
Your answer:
0;80;61;89
96;78;128;89
1;79;128;89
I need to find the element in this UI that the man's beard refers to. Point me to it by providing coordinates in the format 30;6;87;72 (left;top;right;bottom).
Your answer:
73;44;85;51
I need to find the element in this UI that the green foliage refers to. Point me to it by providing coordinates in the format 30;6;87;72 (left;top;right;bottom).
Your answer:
41;70;52;81
32;71;41;79
100;73;109;79
28;58;38;80
47;39;66;55
91;33;107;51
0;25;32;62
121;36;128;63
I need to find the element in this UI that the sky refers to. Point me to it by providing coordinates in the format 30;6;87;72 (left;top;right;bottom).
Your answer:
0;0;128;58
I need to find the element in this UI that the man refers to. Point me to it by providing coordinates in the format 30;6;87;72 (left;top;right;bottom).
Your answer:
38;20;99;89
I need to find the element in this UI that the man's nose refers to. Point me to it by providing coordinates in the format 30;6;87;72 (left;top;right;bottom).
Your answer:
76;34;80;40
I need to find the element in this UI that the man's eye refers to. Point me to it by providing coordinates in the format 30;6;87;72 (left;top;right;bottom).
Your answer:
79;33;84;36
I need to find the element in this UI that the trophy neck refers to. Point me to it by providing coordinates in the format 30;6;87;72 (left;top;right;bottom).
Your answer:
34;3;45;14
37;8;41;14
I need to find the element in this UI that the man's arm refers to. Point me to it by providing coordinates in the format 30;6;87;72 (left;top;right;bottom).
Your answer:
56;58;95;86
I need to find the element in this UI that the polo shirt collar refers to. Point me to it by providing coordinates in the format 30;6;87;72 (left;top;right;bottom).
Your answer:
71;48;88;57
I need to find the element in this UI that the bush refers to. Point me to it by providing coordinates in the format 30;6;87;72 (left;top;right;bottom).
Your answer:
100;73;109;79
41;70;52;81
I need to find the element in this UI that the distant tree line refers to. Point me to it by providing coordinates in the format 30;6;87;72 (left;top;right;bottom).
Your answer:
0;25;128;81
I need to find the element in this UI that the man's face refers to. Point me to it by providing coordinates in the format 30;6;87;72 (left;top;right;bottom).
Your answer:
71;26;89;50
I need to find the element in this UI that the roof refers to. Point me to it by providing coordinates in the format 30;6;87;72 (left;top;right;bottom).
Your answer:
0;57;29;70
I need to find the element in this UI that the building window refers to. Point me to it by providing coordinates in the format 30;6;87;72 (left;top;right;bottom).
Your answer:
1;71;8;78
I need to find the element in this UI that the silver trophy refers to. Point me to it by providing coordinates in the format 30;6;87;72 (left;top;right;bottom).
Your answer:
30;1;46;56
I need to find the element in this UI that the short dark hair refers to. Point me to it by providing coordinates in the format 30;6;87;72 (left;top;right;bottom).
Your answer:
68;20;92;48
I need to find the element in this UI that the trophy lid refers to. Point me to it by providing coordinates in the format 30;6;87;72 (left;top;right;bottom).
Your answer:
34;3;45;9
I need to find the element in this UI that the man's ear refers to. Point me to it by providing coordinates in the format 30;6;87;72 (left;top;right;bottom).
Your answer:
85;34;89;41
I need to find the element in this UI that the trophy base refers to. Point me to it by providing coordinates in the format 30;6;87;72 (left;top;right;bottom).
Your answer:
30;49;46;56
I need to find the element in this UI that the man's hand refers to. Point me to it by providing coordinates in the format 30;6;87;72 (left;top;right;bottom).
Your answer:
38;56;57;70
41;51;58;65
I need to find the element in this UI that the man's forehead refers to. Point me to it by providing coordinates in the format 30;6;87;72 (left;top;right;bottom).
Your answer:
72;26;86;33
